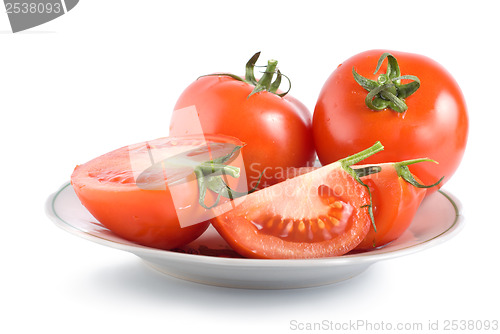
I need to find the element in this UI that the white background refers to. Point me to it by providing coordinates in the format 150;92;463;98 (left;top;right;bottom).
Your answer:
1;1;498;333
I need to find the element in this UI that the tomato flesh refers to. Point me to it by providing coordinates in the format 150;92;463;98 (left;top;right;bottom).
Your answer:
210;163;371;259
247;185;354;243
71;135;243;250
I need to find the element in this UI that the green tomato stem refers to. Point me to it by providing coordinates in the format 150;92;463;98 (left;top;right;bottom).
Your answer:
393;158;444;188
198;52;291;98
248;59;278;97
339;141;384;167
339;141;384;232
193;146;249;210
352;53;421;113
244;51;261;85
197;163;240;178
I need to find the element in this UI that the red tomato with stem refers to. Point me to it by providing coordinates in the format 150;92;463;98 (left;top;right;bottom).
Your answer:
171;52;316;190
210;142;384;259
313;50;468;194
71;135;246;250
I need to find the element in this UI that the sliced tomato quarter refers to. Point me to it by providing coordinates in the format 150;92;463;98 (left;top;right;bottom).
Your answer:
210;162;372;259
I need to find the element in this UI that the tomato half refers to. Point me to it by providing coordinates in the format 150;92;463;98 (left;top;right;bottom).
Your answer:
313;50;468;194
171;53;316;190
71;135;245;250
353;163;427;250
210;162;372;259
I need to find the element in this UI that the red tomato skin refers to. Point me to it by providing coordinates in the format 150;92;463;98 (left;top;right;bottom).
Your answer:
171;75;316;189
354;164;427;250
313;50;468;194
71;183;209;250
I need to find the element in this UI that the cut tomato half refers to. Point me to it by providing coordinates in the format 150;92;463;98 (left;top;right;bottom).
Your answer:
71;134;245;250
210;161;373;259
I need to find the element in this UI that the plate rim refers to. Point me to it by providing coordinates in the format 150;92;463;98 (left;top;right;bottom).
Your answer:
46;182;463;268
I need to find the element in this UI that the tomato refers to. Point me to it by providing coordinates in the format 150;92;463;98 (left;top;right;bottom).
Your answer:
71;134;246;250
210;143;384;259
313;50;468;194
353;163;427;250
171;52;315;190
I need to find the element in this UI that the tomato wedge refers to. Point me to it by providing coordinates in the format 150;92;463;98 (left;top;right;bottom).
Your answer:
71;134;245;250
281;160;435;251
210;144;384;259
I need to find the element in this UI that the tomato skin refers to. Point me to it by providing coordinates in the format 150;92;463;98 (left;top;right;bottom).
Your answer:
210;163;371;259
71;135;243;250
354;164;427;250
171;75;316;189
313;50;468;194
71;183;209;250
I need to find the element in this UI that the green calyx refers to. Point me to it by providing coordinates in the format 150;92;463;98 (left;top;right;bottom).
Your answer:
352;52;421;113
199;51;291;98
393;158;444;188
339;141;385;231
194;145;251;210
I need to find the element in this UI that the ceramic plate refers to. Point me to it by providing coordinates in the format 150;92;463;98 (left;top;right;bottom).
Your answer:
46;182;463;289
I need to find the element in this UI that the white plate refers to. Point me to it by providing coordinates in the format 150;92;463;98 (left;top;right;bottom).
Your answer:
46;183;463;289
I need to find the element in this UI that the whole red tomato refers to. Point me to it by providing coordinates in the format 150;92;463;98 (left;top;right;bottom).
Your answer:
171;52;316;190
313;50;468;193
